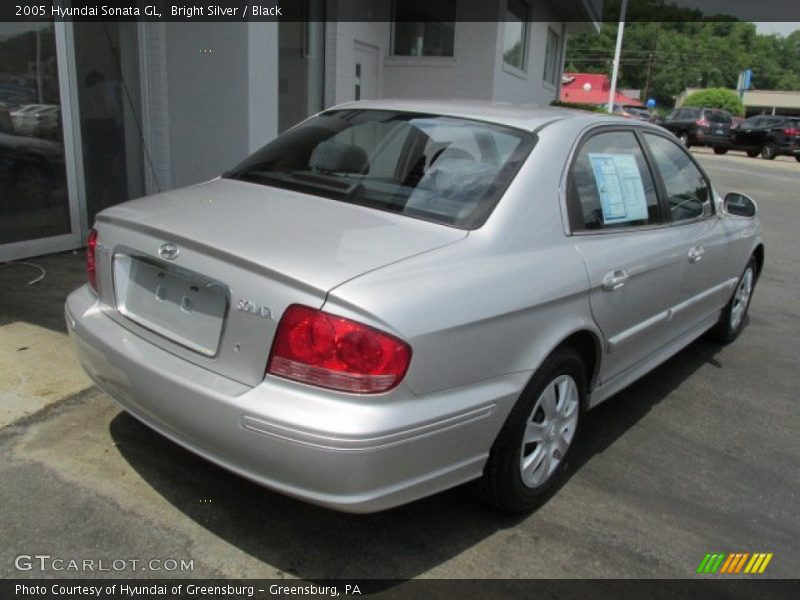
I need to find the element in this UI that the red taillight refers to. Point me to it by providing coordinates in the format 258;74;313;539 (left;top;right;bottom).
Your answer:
783;127;799;136
696;118;710;127
266;305;411;394
86;228;98;291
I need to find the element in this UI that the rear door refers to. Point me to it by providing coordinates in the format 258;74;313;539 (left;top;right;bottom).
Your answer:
567;128;689;383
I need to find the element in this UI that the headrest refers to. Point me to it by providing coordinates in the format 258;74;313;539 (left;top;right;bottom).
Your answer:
309;141;369;174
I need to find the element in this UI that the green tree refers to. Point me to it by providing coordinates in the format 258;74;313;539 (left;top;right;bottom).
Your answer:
682;88;745;116
566;18;800;109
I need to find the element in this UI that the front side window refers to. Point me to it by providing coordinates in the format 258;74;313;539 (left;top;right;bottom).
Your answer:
503;0;529;70
225;110;535;229
568;131;660;231
392;0;455;57
644;133;711;222
543;27;560;85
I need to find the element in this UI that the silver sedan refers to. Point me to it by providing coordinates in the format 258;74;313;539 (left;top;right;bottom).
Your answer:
66;100;763;513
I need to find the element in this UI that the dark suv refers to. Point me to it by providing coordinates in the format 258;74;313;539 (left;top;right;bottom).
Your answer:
714;115;800;160
660;107;733;148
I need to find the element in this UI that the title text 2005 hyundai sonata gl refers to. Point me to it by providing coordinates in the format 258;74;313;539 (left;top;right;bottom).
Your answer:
66;101;763;512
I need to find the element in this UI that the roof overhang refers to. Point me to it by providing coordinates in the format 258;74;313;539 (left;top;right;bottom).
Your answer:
546;0;603;33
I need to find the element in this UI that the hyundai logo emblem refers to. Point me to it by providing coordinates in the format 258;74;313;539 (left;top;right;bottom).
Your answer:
158;242;180;260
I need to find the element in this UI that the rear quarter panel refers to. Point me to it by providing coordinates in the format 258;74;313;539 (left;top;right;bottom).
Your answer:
325;121;603;397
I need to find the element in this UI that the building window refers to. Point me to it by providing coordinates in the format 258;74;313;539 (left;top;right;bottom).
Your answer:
543;27;561;86
503;0;529;70
392;0;456;57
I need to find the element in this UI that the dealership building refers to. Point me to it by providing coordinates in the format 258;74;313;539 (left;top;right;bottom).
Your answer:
0;0;600;261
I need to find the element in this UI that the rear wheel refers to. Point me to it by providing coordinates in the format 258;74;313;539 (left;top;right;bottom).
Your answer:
678;132;690;147
746;149;760;158
478;346;586;512
795;155;800;162
761;142;777;160
713;147;728;155
711;257;756;343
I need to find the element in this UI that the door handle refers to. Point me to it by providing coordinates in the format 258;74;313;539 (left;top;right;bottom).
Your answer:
688;246;705;263
601;269;630;291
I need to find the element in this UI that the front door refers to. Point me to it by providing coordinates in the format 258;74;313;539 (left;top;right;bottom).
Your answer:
353;41;378;101
641;131;746;329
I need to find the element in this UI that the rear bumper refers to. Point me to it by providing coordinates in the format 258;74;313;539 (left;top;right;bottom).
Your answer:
66;285;524;512
695;129;730;146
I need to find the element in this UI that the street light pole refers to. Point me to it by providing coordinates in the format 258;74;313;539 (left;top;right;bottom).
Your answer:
607;0;629;113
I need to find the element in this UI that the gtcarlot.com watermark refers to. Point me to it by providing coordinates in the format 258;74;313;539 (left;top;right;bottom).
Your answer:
14;554;194;573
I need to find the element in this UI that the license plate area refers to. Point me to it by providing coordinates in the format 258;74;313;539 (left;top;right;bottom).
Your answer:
113;253;229;357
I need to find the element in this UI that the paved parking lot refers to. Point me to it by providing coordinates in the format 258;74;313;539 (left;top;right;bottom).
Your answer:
0;150;798;581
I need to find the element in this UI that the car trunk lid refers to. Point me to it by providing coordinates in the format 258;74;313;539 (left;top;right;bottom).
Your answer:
94;178;466;387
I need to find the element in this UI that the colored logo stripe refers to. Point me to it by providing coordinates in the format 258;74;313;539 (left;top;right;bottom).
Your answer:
745;553;773;574
697;553;773;574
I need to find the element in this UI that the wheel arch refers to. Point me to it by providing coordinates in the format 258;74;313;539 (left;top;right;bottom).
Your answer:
753;244;765;280
551;329;602;394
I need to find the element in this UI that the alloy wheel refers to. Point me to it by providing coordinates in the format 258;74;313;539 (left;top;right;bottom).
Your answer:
519;374;579;488
730;267;754;330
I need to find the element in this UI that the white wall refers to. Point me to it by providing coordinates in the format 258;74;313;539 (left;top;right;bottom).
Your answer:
248;23;279;152
382;20;498;101
141;23;278;191
325;1;567;107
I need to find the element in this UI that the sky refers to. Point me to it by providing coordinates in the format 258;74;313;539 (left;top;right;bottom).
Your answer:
756;22;799;36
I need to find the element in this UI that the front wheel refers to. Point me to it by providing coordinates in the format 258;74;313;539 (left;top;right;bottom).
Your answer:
761;142;777;160
711;258;757;343
795;155;800;162
478;346;586;512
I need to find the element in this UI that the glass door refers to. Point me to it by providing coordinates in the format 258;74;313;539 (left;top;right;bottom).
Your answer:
0;21;146;262
0;21;83;261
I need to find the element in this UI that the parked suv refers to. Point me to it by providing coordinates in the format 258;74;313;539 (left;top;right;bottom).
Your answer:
660;107;733;148
714;115;800;160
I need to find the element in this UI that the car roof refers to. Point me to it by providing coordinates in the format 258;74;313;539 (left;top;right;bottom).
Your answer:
326;99;603;133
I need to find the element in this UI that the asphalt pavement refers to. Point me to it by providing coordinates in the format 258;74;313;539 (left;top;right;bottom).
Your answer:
0;150;797;581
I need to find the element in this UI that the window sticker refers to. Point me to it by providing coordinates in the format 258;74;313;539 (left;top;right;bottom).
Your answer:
588;153;649;224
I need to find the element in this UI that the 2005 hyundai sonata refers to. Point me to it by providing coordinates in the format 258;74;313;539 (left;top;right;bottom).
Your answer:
66;100;763;512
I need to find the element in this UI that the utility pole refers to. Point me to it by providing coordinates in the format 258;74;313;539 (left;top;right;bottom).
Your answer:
643;52;653;101
643;21;661;103
607;0;629;113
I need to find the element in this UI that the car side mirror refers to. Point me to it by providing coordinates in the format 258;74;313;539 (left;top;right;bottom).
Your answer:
724;192;757;218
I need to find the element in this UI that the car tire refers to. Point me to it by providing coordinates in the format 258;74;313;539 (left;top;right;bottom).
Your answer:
746;150;760;158
678;132;690;147
710;257;757;344
477;346;586;513
713;147;728;155
761;142;777;160
795;155;800;162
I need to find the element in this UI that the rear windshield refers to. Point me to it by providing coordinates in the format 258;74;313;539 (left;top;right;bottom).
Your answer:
224;109;535;229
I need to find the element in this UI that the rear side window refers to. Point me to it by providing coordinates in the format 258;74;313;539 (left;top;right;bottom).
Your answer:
643;133;711;222
568;131;660;231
